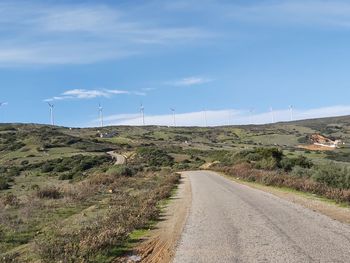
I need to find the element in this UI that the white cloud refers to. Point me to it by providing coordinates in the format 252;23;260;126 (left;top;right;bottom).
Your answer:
226;0;350;28
90;105;350;127
0;2;211;66
45;88;134;102
167;76;213;87
104;89;130;95
62;89;110;99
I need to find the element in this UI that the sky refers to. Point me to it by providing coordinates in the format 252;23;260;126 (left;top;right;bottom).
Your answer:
1;0;350;127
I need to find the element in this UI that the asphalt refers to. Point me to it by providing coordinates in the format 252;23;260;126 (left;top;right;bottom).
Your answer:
173;171;350;263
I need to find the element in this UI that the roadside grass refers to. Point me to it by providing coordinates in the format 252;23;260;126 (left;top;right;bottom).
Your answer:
99;177;180;262
0;171;181;262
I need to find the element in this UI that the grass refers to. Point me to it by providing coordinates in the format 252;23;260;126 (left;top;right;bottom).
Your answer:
2;116;350;261
109;180;180;260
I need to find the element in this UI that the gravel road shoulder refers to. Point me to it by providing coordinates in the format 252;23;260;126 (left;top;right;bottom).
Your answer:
128;173;191;263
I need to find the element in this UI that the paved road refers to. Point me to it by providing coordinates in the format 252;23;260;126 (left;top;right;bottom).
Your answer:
173;171;350;263
107;151;126;165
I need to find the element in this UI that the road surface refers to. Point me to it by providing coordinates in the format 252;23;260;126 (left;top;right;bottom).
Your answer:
107;151;126;165
173;171;350;263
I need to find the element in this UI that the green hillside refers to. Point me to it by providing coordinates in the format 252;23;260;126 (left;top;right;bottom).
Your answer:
1;115;350;261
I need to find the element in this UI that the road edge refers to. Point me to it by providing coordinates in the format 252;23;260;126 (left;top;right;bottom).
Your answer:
131;172;192;263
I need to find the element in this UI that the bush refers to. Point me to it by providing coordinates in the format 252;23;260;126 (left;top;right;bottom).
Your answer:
36;187;62;199
311;162;350;189
21;160;29;165
39;155;112;176
0;177;9;190
136;147;174;167
7;167;21;177
280;155;313;172
58;173;74;180
1;193;19;206
36;172;181;262
290;166;313;178
224;148;312;172
255;157;278;170
106;165;135;177
233;147;283;166
41;163;54;173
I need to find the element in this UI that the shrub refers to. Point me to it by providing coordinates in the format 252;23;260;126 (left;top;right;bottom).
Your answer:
21;160;29;165
255;157;278;170
7;167;21;177
39;155;112;175
41;163;54;173
36;172;181;262
58;173;74;180
290;166;313;178
1;193;19;207
280;155;313;172
106;165;135;177
31;184;40;190
36;187;62;199
0;177;9;190
233;147;283;166
136;147;174;167
311;162;350;189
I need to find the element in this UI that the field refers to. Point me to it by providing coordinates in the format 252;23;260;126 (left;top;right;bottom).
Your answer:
1;115;350;261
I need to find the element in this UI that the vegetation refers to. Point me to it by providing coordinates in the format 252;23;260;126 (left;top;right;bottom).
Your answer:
213;147;350;204
135;147;174;167
35;172;180;262
2;115;350;260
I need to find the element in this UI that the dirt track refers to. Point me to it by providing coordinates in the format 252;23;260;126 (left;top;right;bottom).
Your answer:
107;151;126;165
173;171;350;263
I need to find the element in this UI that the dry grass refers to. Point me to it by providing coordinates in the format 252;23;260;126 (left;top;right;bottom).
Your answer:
34;171;180;262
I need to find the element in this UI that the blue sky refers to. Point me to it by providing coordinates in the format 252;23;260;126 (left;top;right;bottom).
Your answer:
1;0;350;127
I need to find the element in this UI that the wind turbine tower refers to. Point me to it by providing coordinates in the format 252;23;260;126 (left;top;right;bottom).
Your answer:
249;108;254;124
270;107;275;124
140;103;145;126
98;103;104;128
289;105;294;121
47;103;55;126
204;109;208;127
170;108;176;127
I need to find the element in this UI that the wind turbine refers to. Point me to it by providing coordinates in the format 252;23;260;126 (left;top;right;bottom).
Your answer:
204;109;208;127
98;103;104;128
270;106;275;124
227;110;231;126
249;108;254;124
0;102;7;120
140;103;145;126
47;102;55;126
170;108;176;127
289;105;294;121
